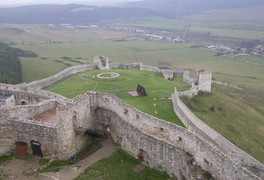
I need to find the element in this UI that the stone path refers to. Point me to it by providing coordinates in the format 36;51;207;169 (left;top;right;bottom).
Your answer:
0;139;118;180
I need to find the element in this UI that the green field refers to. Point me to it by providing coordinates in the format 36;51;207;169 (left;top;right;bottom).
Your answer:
46;69;189;126
14;41;264;91
75;149;171;180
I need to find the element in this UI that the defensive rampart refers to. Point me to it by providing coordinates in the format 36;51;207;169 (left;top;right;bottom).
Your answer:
172;89;264;178
94;92;262;179
14;64;96;90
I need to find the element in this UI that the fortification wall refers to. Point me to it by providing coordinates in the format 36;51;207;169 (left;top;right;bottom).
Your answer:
0;100;58;155
12;119;58;158
109;62;140;69
0;109;15;154
0;84;68;103
55;93;97;159
140;64;161;73
94;93;262;180
183;71;193;85
171;90;264;178
14;64;96;90
95;108;191;179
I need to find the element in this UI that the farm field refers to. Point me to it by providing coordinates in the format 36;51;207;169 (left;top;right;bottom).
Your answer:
46;69;189;126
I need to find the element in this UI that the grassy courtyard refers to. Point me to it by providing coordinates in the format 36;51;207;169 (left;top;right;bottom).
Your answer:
46;69;190;126
75;149;171;180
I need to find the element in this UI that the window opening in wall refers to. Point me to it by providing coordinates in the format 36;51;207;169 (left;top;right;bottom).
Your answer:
138;149;144;161
21;100;27;105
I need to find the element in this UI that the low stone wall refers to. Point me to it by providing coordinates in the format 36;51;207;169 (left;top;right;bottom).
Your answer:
109;62;140;69
0;84;69;103
15;64;96;90
171;89;264;178
140;64;161;73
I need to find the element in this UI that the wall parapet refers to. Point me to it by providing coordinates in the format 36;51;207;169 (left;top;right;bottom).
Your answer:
14;64;96;90
172;89;264;178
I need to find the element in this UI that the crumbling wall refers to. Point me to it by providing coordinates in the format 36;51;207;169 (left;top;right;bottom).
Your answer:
94;56;109;70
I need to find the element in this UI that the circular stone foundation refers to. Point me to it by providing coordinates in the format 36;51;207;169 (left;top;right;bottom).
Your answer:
96;72;120;79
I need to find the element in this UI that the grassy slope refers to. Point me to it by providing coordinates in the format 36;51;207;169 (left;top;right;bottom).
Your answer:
182;84;264;163
75;149;170;180
20;57;67;83
46;69;189;126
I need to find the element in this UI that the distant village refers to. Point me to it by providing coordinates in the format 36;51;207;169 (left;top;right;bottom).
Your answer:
206;44;264;58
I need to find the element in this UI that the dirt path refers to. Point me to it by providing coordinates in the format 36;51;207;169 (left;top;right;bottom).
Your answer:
0;139;118;180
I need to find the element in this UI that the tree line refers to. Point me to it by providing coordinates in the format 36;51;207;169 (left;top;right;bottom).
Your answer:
0;43;38;84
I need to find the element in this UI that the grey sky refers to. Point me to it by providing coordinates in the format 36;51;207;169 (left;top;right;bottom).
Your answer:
0;0;141;6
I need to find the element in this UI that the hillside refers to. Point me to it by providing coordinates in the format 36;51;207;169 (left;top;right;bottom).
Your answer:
124;0;264;17
0;4;168;24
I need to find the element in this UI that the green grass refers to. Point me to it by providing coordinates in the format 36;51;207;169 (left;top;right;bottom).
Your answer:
20;57;68;82
46;69;189;126
39;159;71;173
14;41;264;91
181;84;264;163
0;153;15;166
75;149;171;180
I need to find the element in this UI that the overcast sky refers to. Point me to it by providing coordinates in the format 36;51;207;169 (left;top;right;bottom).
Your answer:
0;0;141;6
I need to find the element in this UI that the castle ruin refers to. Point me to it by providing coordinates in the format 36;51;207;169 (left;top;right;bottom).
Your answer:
0;57;263;180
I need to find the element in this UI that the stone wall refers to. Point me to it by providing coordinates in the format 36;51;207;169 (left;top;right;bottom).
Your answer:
14;64;96;90
109;62;140;69
0;100;58;155
171;89;264;178
55;93;97;159
140;64;161;73
95;108;191;179
12;119;58;158
94;92;262;180
0;84;69;103
94;56;109;70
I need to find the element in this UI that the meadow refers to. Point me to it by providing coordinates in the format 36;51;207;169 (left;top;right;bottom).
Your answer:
46;69;189;126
